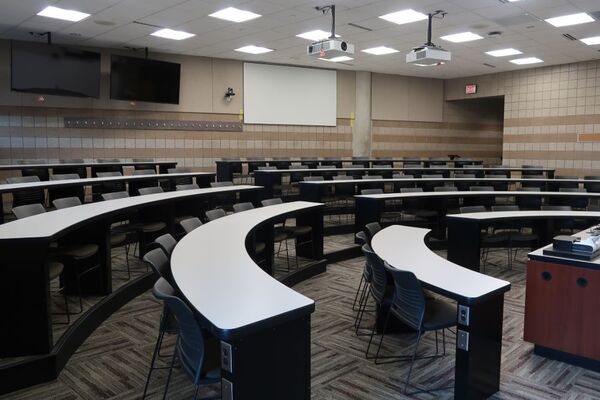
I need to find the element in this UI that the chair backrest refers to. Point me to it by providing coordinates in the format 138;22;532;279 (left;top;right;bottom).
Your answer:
53;196;82;209
258;166;277;170
303;176;324;181
384;263;426;330
154;233;178;257
210;181;234;188
393;174;414;179
363;175;383;180
400;187;423;193
205;208;226;221
333;175;351;180
454;173;476;179
362;244;388;304
6;175;40;184
59;158;85;164
12;203;46;219
421;174;443;179
460;205;486;213
6;176;45;207
541;205;573;211
138;186;164;195
355;230;367;245
102;191;129;201
261;198;283;207
522;174;545;179
364;222;382;244
233;202;254;213
168;167;191;174
97;171;122;178
317;165;336;169
361;189;383;195
176;184;199;191
555;175;578;180
51;173;80;181
559;188;586;192
518;187;541;192
492;205;519;211
133;169;154;176
470;186;494;191
133;158;154;162
97;158;120;163
179;217;203;234
152;278;207;385
434;186;457;192
144;249;172;283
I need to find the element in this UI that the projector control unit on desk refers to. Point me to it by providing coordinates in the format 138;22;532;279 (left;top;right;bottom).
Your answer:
543;234;600;261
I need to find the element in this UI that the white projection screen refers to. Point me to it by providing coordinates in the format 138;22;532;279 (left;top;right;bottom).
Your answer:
243;63;337;126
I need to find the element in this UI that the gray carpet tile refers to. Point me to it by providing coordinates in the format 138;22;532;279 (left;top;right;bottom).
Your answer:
2;233;600;400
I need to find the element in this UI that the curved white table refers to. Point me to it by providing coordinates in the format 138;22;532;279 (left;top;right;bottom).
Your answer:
372;225;510;399
172;201;324;400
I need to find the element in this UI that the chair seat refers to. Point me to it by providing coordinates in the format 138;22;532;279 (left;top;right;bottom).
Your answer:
482;233;511;246
110;232;128;246
58;243;99;259
274;231;288;242
49;261;64;280
142;221;167;233
255;241;266;254
286;225;312;236
422;298;457;331
510;233;539;245
174;215;194;224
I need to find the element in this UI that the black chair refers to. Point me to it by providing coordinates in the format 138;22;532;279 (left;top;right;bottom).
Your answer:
491;205;539;267
209;181;236;210
132;158;155;171
549;188;588;210
179;217;203;234
352;231;372;313
289;164;309;185
583;176;600;193
516;187;542;210
154;233;178;258
487;174;509;192
434;185;459;209
364;222;382;246
392;174;415;192
92;158;122;177
541;205;575;233
6;176;45;209
271;157;291;170
167;167;193;187
300;157;319;169
460;205;511;270
361;188;383;195
352;156;370;168
93;171;126;201
261;198;304;269
17;159;49;181
464;186;495;208
399;188;437;225
55;158;86;178
453;173;476;192
322;157;343;168
49;173;85;204
176;183;199;191
129;169;157;196
13;203;100;314
316;164;337;180
152;278;221;399
232;202;267;260
205;208;226;221
521;174;546;191
418;174;443;192
361;174;384;191
463;165;484;178
522;165;543;175
374;165;393;179
139;186;164;195
551;175;579;191
141;248;177;399
375;263;456;394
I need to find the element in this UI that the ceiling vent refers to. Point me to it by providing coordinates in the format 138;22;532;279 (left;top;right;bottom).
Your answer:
562;33;577;41
483;63;497;68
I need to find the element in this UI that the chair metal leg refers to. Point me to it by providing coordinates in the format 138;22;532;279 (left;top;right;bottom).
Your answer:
162;337;178;400
374;311;392;364
435;330;439;354
404;330;423;394
142;329;165;399
354;285;371;333
352;274;366;311
365;309;379;359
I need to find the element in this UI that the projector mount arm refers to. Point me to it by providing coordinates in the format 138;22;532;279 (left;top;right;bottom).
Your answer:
425;10;446;47
315;5;336;39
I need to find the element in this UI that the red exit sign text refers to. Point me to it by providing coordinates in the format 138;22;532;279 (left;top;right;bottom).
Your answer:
465;84;477;94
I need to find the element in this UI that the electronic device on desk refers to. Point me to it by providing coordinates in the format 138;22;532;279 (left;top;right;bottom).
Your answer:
543;234;600;261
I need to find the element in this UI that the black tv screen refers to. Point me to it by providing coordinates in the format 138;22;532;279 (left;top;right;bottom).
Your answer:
11;41;101;98
110;55;180;104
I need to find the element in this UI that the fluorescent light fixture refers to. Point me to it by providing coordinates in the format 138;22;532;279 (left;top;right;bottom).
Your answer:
362;46;399;55
319;56;353;62
296;30;339;41
379;9;427;25
235;45;273;54
485;48;522;57
545;13;594;27
440;32;483;43
581;36;600;45
510;57;543;65
151;28;195;40
37;6;90;22
209;7;261;23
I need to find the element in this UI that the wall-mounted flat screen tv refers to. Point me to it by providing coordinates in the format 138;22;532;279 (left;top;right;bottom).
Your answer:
11;41;101;98
110;55;180;104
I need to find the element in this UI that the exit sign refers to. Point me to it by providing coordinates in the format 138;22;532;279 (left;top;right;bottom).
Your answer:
465;84;477;94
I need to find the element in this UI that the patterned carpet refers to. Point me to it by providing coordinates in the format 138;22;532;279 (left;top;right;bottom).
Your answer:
2;233;600;400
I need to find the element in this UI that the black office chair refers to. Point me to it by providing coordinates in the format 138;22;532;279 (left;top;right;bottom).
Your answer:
209;181;236;210
176;183;199;191
541;205;575;233
300;157;319;169
167;167;193;187
55;158;86;178
491;205;539;268
152;278;221;399
93;171;126;201
551;175;579;191
434;185;459;209
516;187;542;210
364;222;382;245
179;217;203;234
549;188;588;210
487;174;509;192
139;186;164;195
154;233;178;258
418;174;443;192
316;164;337;180
141;250;177;399
92;158;122;177
17;159;49;181
521;174;546;191
129;169;157;196
376;263;456;394
205;208;227;221
49;173;85;204
132;158;155;171
453;173;476;192
399;188;437;226
6;176;45;209
464;186;495;209
13;203;100;314
362;175;384;191
232;202;267;260
460;205;511;270
352;231;371;312
392;174;416;192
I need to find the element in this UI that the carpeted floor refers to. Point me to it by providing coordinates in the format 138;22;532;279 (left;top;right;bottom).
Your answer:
2;232;600;400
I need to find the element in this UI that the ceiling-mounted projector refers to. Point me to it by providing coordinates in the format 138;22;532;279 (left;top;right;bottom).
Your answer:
406;10;450;66
307;5;354;60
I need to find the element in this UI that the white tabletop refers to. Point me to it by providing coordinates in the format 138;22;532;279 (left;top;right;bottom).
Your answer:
171;201;321;337
0;172;215;193
446;210;600;221
355;190;600;200
0;185;260;240
256;167;555;173
0;160;177;169
303;178;598;186
371;225;510;303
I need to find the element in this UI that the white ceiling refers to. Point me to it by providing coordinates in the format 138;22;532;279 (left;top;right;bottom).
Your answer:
1;0;599;78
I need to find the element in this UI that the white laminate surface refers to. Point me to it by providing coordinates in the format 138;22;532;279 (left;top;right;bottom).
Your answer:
0;185;259;240
355;190;600;200
371;225;510;302
0;172;214;193
171;201;320;333
304;178;600;186
0;161;176;170
447;210;600;221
